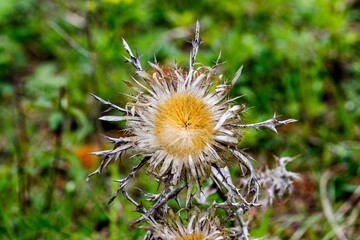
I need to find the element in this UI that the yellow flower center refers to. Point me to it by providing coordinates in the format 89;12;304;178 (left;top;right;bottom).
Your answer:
154;92;214;159
177;233;205;240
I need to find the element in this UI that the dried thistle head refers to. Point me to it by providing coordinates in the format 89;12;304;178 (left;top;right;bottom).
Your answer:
87;22;297;217
94;54;246;193
87;22;295;197
142;208;230;240
86;22;299;240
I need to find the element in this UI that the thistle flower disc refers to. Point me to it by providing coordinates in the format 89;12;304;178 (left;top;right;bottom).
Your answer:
154;92;215;159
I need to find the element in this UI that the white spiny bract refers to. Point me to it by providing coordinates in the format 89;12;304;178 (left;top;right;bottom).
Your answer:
88;21;298;240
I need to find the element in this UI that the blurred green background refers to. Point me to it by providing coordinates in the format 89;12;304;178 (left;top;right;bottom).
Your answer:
1;0;359;239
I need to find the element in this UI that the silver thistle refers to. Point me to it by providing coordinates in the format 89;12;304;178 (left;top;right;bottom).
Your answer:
87;21;298;239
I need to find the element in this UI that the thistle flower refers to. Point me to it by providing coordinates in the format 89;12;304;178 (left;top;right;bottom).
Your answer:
87;22;296;205
142;208;230;240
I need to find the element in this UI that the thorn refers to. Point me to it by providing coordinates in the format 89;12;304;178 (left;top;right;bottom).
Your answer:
195;20;200;42
174;58;178;70
231;65;243;86
108;194;117;205
216;49;222;65
270;126;278;134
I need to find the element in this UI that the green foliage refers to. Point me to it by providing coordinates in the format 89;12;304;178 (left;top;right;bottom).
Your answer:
249;209;272;238
0;0;359;239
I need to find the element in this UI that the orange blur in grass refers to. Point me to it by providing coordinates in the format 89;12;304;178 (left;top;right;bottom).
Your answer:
75;144;101;170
